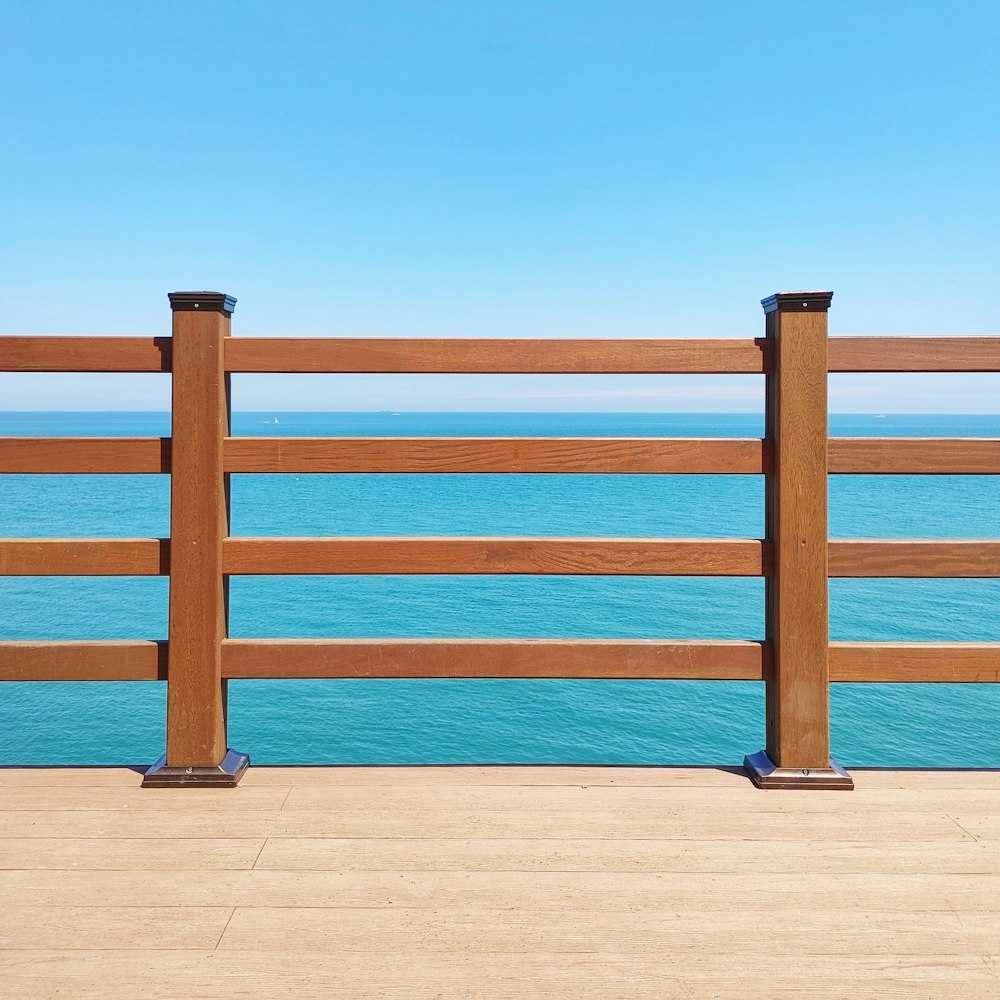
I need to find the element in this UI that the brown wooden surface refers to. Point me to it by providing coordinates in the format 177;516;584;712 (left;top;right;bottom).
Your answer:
0;641;167;681
764;298;831;770
0;538;167;575
224;436;770;474
829;438;1000;474
222;537;770;576
0;438;170;474
165;306;230;766
0;336;171;372
829;540;1000;577
225;337;770;373
830;642;1000;682
220;638;770;680
828;336;1000;372
4;639;993;684
1;767;999;999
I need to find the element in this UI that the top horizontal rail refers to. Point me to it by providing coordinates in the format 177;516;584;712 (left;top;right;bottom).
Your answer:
3;335;999;373
223;338;770;373
0;337;171;372
828;337;1000;372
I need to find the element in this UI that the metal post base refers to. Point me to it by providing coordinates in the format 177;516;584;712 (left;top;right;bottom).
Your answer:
142;749;249;788
744;750;853;790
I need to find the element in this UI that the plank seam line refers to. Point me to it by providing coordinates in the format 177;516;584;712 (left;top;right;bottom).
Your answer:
214;906;238;950
250;838;269;870
948;816;980;842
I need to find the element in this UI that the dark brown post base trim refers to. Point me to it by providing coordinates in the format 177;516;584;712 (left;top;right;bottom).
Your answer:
744;750;853;790
141;749;249;788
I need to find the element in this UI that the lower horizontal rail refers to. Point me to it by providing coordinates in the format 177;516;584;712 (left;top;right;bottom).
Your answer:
221;638;770;680
0;641;167;680
829;642;1000;682
222;537;770;576
2;538;997;577
0;539;168;575
828;540;1000;577
224;437;769;474
3;639;997;683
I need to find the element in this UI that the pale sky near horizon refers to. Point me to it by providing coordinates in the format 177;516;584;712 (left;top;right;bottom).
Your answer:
1;1;998;412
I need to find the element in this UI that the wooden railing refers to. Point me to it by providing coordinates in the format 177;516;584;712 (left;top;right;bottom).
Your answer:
1;291;998;789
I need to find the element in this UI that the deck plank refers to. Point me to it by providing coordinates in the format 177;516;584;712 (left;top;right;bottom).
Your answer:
0;766;997;999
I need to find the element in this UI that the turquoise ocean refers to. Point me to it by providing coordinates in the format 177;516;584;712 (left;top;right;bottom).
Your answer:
1;411;998;768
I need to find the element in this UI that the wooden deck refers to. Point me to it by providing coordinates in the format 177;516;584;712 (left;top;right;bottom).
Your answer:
1;766;998;998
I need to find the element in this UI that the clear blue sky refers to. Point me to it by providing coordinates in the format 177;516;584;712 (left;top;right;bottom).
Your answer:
1;1;997;411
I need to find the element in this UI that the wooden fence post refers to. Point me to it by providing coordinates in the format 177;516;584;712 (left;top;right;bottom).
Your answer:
745;291;852;790
143;291;248;787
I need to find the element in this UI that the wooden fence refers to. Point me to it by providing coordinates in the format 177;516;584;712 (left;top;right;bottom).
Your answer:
1;290;998;788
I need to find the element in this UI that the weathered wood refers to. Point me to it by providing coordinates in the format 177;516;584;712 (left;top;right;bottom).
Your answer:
829;540;1000;577
0;437;170;473
160;292;232;771
830;642;1000;682
829;336;1000;372
225;337;770;373
2;766;999;997
7;866;1000;910
757;293;838;784
0;838;266;870
224;436;770;474
0;906;230;950
221;639;769;680
222;537;770;576
0;641;167;681
829;438;1000;474
0;336;171;371
1;951;996;999
0;538;167;575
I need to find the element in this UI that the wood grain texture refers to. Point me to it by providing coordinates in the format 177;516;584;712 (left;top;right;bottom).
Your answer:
0;437;170;473
828;336;1000;372
165;306;230;766
764;301;831;769
1;951;997;1000
224;436;770;474
221;639;769;680
828;540;1000;577
222;537;770;576
1;767;997;997
829;438;1000;474
830;642;1000;682
0;641;167;681
0;538;167;575
0;336;171;372
225;337;770;373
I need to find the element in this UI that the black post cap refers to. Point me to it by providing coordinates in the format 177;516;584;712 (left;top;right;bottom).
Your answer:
168;292;237;315
761;291;833;314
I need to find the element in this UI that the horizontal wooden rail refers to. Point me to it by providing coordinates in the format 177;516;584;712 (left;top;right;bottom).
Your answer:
0;539;168;575
828;540;1000;577
221;638;770;680
4;639;995;683
828;337;1000;372
0;438;170;474
4;537;995;578
829;439;1000;475
829;642;1000;683
225;337;770;374
8;436;998;476
0;337;172;372
0;641;167;680
224;437;770;474
5;334;998;374
222;537;770;576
